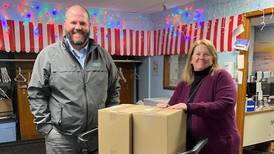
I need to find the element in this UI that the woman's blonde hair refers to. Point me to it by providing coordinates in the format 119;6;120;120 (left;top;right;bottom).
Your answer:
181;39;219;85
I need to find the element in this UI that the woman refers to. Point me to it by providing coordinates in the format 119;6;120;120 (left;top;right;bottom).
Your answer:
158;39;240;154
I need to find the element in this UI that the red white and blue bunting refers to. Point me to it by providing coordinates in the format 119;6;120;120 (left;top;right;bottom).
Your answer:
0;14;242;56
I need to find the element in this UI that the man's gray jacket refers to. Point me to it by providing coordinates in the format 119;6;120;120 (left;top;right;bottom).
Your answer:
28;38;120;136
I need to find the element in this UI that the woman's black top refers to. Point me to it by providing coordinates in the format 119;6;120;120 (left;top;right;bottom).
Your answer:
186;66;212;150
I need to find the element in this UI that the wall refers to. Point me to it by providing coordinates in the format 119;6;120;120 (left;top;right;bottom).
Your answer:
137;57;150;101
138;56;173;100
149;0;274;29
144;53;238;100
0;0;153;30
253;25;274;71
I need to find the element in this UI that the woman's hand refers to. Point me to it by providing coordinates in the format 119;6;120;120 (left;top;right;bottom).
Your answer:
156;103;169;108
167;103;187;110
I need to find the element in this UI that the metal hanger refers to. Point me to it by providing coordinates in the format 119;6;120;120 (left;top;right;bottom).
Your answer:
0;88;10;100
260;9;266;31
14;67;27;83
0;67;11;83
118;67;127;83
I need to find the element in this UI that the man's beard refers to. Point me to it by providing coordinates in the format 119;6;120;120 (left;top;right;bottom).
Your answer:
65;31;90;46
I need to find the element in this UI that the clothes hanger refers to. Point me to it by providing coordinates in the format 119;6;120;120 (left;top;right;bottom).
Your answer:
14;67;27;83
260;9;266;31
0;67;11;83
118;67;127;83
0;87;11;100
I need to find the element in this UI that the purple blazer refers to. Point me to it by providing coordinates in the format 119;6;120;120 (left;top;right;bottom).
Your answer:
169;69;240;154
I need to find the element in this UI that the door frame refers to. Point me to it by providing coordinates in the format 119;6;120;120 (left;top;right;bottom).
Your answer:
235;7;274;153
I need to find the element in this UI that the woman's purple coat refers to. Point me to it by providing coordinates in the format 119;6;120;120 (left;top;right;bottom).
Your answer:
169;69;240;154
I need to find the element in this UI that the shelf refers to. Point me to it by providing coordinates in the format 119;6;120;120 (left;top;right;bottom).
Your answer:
245;106;274;115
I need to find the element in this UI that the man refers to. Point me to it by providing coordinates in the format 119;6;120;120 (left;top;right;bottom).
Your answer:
28;4;120;154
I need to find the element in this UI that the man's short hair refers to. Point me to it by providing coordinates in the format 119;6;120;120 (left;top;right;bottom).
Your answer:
65;4;90;20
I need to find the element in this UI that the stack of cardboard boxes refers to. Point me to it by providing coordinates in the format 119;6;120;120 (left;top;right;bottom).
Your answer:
98;104;186;154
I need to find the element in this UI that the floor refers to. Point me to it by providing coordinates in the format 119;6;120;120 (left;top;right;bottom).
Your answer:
0;139;272;154
243;148;273;154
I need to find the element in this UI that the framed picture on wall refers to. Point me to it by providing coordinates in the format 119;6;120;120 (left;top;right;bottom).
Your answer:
163;55;187;89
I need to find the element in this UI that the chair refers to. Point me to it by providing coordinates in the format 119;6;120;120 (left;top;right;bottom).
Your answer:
78;129;207;154
77;128;98;154
178;138;208;154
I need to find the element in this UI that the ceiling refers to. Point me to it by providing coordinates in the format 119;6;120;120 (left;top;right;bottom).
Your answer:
40;0;193;14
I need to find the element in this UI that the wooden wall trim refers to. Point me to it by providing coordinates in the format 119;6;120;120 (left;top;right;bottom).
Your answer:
236;7;274;154
163;56;173;89
245;7;274;18
236;15;250;153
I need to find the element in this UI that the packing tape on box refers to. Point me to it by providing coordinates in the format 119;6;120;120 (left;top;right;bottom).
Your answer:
141;107;162;115
109;112;117;121
108;105;132;120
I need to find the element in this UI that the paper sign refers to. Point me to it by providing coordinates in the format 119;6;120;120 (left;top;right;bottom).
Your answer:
232;24;244;37
234;38;250;51
237;55;244;69
224;62;235;78
237;70;243;84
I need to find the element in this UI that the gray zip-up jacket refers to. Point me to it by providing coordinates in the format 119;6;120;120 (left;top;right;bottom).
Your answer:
28;38;120;136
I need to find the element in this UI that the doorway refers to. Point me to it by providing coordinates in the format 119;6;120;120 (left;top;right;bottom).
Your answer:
115;62;136;104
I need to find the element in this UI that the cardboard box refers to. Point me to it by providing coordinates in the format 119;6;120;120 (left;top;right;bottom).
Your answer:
133;107;186;154
143;97;170;106
98;104;150;154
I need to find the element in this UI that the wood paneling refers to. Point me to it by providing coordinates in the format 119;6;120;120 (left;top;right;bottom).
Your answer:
245;7;274;18
16;68;42;140
236;7;274;153
115;63;135;104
